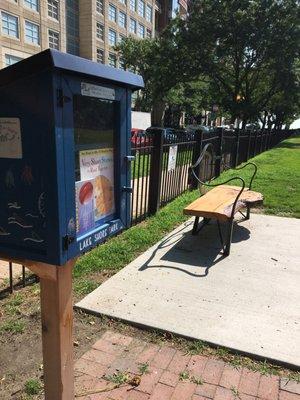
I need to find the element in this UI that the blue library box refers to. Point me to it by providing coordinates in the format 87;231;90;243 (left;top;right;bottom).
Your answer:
0;49;144;265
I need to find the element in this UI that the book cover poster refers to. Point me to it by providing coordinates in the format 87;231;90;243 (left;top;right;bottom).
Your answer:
79;148;115;223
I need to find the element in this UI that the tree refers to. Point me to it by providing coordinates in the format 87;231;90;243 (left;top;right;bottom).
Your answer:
116;34;189;125
174;0;300;126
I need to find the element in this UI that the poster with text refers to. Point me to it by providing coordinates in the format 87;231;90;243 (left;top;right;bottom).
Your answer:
168;145;178;172
79;148;115;223
0;118;22;159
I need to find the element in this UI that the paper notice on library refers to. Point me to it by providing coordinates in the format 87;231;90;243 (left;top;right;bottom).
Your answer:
0;118;22;159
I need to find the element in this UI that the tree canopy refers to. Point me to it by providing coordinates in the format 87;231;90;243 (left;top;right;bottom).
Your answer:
116;0;300;127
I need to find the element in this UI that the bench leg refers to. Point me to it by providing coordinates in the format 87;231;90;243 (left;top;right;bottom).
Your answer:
223;219;234;256
246;205;251;220
192;217;199;235
192;217;211;235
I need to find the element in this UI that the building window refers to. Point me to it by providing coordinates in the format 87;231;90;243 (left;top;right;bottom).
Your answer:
48;0;59;20
108;28;117;46
146;4;152;22
96;22;104;40
138;23;145;38
66;0;79;55
119;0;126;4
25;20;40;44
130;0;136;11
97;48;104;63
119;57;125;70
108;4;117;22
118;33;126;43
5;54;23;66
118;11;126;28
108;53;117;67
49;29;59;49
1;12;19;38
129;18;136;34
96;0;104;14
146;28;152;38
24;0;39;11
138;0;145;17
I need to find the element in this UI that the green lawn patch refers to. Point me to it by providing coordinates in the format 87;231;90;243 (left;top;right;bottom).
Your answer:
74;189;199;279
214;135;300;218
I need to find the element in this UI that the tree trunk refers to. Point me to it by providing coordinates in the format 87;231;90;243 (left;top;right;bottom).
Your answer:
151;100;166;127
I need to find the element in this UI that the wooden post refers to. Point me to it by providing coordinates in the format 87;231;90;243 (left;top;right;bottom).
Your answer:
39;259;75;400
0;255;76;400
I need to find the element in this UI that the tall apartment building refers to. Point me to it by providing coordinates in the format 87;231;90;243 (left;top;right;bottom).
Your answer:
0;0;156;69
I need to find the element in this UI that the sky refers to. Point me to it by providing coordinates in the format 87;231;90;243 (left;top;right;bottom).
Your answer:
290;118;300;129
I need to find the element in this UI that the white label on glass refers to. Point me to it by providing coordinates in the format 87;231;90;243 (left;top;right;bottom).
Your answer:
81;82;115;100
0;118;22;159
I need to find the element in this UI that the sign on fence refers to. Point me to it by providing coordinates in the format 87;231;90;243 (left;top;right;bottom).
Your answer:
168;145;178;172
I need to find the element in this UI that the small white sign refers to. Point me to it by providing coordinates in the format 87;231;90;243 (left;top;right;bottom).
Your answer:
168;145;178;172
81;82;115;100
0;118;22;159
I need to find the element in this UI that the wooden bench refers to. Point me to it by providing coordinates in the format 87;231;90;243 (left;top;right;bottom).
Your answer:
184;144;263;256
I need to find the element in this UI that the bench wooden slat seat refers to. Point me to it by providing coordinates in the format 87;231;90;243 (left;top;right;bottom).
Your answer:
184;185;263;222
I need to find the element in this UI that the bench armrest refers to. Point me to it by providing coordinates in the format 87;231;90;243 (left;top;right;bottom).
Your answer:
222;162;257;190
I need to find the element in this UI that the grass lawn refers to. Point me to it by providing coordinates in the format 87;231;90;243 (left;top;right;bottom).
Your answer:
215;135;300;218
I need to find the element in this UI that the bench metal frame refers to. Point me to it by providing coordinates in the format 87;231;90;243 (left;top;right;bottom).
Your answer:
189;143;258;256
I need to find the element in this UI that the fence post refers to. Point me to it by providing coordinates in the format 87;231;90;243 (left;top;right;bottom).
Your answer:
215;127;223;177
148;129;164;215
254;130;258;155
247;130;251;161
190;130;203;189
234;129;240;167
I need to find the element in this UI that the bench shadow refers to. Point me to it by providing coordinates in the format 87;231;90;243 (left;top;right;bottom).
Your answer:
139;220;250;277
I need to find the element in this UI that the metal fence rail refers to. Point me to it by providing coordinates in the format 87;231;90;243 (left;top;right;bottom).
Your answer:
130;127;295;227
1;127;297;294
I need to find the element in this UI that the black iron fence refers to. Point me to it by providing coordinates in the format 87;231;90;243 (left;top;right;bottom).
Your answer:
1;127;296;294
130;127;296;225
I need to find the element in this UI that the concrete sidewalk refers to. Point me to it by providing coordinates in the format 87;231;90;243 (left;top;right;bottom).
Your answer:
76;214;300;368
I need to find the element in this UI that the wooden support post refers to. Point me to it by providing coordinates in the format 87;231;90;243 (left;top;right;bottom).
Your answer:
39;259;75;400
0;255;76;400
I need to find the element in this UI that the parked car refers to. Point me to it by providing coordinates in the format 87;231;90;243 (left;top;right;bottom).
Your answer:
145;127;179;143
186;125;215;139
131;128;152;153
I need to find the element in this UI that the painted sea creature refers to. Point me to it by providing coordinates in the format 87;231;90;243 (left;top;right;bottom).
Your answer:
25;213;39;218
21;165;34;185
0;226;10;236
23;231;44;243
38;192;45;218
5;169;15;188
8;202;21;209
8;213;33;228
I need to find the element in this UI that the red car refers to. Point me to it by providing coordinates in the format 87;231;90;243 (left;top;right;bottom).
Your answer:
131;128;152;151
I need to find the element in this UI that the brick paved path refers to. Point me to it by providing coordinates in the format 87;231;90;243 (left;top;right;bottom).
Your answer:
75;330;300;400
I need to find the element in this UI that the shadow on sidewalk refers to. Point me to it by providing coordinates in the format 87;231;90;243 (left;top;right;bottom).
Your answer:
139;219;250;277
